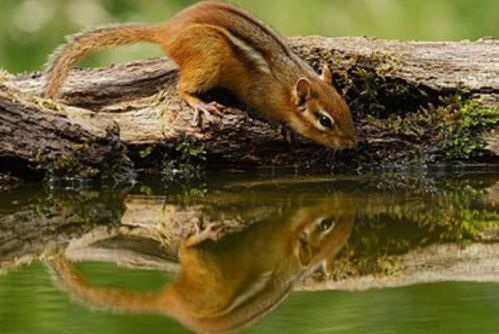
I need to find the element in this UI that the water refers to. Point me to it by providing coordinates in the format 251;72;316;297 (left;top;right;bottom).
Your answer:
1;169;498;334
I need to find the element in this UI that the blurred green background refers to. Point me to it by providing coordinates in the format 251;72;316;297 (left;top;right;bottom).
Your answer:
0;0;497;73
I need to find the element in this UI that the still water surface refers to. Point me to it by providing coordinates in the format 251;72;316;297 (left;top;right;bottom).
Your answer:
1;170;498;334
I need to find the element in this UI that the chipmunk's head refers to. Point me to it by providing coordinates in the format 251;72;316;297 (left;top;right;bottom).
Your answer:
293;210;353;270
289;66;356;149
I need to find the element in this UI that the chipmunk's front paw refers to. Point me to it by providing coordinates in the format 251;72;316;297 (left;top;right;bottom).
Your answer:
191;101;224;128
184;222;223;247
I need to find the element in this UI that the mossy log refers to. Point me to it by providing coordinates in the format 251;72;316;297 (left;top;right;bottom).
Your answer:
1;37;498;178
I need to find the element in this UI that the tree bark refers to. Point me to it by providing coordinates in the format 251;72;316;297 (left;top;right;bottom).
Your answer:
1;36;498;178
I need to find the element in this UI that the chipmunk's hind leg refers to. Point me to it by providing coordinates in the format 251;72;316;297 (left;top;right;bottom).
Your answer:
166;25;232;127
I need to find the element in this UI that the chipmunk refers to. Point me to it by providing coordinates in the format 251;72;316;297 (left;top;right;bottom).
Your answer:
46;199;354;334
44;1;356;149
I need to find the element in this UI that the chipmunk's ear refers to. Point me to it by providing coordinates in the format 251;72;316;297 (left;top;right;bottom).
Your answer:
321;65;333;85
294;78;311;108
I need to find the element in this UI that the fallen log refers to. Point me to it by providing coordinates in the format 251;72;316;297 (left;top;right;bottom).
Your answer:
0;37;498;178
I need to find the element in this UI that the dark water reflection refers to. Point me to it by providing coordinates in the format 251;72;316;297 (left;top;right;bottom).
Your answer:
0;169;498;333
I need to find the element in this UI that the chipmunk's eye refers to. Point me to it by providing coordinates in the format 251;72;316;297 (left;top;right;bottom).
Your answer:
319;115;334;129
319;217;335;232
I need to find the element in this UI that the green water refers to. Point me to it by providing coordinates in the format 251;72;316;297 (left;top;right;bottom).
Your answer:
1;169;498;334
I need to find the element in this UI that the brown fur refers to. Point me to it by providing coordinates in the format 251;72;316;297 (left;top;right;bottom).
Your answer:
44;1;356;149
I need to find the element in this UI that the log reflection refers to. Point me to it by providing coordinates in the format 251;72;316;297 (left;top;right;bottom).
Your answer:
46;196;355;334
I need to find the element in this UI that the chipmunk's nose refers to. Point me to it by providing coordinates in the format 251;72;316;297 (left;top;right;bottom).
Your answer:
340;135;357;149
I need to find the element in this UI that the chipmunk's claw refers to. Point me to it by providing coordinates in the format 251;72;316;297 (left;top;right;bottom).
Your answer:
185;222;223;247
191;101;224;128
278;125;300;148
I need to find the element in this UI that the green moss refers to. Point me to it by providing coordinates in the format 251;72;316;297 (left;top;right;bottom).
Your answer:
324;49;499;167
440;96;499;160
363;93;499;164
161;136;207;181
34;133;135;184
372;51;402;77
138;146;154;159
30;96;65;113
175;136;207;162
332;60;433;123
443;209;499;241
174;186;208;206
100;139;136;183
34;143;100;180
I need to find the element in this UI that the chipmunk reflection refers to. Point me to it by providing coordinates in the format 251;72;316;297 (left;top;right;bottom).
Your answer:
47;200;354;334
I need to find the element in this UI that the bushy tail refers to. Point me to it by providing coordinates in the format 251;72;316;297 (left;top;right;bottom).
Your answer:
44;24;162;99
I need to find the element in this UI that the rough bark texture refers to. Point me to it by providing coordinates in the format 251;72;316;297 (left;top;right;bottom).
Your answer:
0;37;498;177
